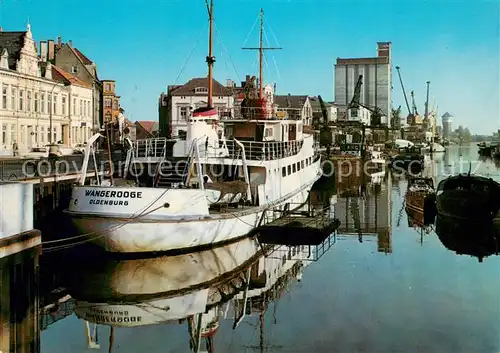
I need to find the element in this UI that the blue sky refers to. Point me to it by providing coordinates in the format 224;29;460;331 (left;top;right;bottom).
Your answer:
1;0;498;133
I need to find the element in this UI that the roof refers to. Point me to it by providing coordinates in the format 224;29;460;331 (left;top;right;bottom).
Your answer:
336;57;389;65
73;47;93;65
274;95;308;109
135;121;159;134
169;77;233;96
0;31;26;70
442;112;453;118
309;96;332;111
51;65;92;88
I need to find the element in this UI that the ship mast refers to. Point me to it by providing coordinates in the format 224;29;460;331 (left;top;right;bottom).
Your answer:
206;0;215;108
242;8;281;100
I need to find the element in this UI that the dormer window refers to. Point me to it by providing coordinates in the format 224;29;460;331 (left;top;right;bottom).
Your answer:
195;87;208;94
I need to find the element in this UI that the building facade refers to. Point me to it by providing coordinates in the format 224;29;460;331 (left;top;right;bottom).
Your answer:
309;96;338;123
0;25;93;155
334;42;392;126
160;77;234;138
101;80;120;123
442;112;453;139
39;37;102;131
274;95;313;125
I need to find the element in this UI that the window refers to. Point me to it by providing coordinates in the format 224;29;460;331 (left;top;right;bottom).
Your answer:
306;158;309;166
27;91;31;112
282;166;286;177
83;100;87;116
292;164;296;173
104;98;111;108
297;162;301;171
41;93;45;113
2;125;6;143
80;99;83;116
351;108;358;118
19;89;24;111
301;160;305;169
194;87;208;94
47;127;50;142
265;128;273;137
73;98;76;115
62;96;66;115
11;87;16;110
180;107;188;120
53;94;57;115
2;85;7;109
40;126;44;143
72;66;78;74
105;83;111;92
287;165;291;175
34;93;39;112
113;100;118;109
48;94;52;114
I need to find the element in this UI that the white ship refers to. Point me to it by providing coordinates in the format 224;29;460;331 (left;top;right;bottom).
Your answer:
64;3;322;253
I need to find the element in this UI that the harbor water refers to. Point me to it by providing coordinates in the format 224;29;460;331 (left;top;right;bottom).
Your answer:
3;144;500;353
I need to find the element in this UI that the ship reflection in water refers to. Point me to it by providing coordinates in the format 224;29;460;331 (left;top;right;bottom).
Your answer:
60;232;336;352
435;214;500;262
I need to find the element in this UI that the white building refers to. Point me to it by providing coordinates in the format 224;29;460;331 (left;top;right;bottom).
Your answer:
0;25;93;155
274;95;313;125
334;42;392;127
347;106;372;125
162;78;234;138
309;96;339;123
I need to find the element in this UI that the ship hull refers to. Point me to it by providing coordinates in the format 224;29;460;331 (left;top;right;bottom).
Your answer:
66;170;321;254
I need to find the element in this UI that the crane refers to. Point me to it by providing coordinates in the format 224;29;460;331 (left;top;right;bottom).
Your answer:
410;90;418;116
395;66;414;124
347;75;385;125
424;81;430;130
317;95;333;150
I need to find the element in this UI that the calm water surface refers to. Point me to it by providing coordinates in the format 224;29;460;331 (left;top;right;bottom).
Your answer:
3;144;500;353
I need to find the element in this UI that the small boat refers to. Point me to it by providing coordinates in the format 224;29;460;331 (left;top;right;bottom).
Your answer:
436;173;500;220
477;142;496;157
404;176;436;225
389;146;424;171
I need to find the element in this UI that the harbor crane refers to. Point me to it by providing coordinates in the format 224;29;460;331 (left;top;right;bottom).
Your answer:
395;66;414;124
347;74;385;125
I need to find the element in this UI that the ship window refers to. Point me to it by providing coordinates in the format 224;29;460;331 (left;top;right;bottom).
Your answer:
292;164;296;173
287;165;291;175
301;160;305;169
282;167;286;177
297;162;301;171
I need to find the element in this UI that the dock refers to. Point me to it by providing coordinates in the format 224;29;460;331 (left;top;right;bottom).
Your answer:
255;203;341;246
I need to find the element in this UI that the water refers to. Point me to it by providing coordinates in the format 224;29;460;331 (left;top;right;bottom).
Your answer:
4;144;500;353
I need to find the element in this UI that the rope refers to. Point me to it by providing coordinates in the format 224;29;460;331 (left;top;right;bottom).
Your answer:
241;13;260;49
214;23;241;84
172;24;205;86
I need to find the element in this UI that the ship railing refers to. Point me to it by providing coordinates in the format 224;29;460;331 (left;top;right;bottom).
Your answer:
202;138;305;161
132;137;167;161
224;107;306;121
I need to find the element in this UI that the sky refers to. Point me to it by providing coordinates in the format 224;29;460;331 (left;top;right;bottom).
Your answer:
0;0;499;134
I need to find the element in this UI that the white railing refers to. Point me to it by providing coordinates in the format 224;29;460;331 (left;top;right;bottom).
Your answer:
132;138;167;160
198;138;305;161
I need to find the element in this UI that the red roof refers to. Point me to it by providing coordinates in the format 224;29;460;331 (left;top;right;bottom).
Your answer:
73;47;93;65
51;65;92;88
135;121;158;134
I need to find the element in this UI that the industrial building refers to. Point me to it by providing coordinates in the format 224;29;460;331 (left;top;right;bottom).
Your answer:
334;42;392;126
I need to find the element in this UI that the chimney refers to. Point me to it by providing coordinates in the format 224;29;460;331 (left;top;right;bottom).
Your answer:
57;36;62;46
45;62;52;80
39;40;48;62
47;39;55;61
